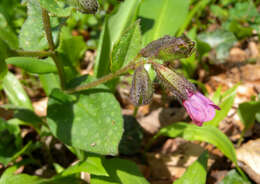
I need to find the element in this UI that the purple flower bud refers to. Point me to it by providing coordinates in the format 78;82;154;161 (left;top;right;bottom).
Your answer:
130;65;153;106
183;91;220;126
152;63;220;126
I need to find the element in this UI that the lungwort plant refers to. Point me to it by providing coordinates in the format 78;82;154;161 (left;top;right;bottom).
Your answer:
0;0;248;183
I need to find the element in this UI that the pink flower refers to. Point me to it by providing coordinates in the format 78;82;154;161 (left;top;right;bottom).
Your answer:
183;91;220;126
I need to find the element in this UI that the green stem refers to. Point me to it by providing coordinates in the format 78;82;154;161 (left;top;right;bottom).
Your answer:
66;60;150;93
14;50;54;57
133;106;139;117
237;130;245;147
42;8;66;89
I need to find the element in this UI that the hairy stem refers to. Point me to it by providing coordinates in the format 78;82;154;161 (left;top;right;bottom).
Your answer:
66;60;150;93
42;8;66;89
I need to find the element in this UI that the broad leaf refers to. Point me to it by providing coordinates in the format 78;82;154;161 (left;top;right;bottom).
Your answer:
155;123;237;164
198;29;237;62
94;0;141;80
6;57;57;74
91;158;149;184
3;72;33;110
238;101;260;131
39;73;60;96
110;21;142;72
47;76;123;155
174;151;208;184
58;27;87;68
38;0;73;17
0;13;18;49
61;155;108;176
19;0;59;51
138;0;190;46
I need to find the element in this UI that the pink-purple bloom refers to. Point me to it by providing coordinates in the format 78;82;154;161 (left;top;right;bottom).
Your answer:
182;91;220;126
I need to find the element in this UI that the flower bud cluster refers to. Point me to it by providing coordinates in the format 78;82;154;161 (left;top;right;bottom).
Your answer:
129;35;220;126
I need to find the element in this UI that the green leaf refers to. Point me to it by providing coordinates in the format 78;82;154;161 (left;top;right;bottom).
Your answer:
47;76;123;155
238;100;260;131
219;169;250;184
12;108;43;128
0;167;86;184
0;60;7;83
39;73;60;96
94;0;141;79
58;28;87;68
138;0;190;46
6;57;57;74
38;0;73;17
0;118;26;166
178;0;210;36
174;151;208;184
61;155;108;176
0;13;18;49
155;123;237;164
205;84;238;127
198;29;237;62
110;20;142;72
2;72;33;110
91;158;149;184
19;0;59;51
119;115;143;155
19;0;47;51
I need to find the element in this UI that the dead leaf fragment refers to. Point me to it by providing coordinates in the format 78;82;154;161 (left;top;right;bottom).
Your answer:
236;139;260;183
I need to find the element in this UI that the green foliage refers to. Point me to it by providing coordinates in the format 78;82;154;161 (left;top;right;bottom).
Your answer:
6;57;57;74
58;27;87;68
91;158;149;184
0;13;18;49
154;123;237;164
110;20;142;72
38;0;73;17
238;100;260;131
47;76;123;155
205;84;238;127
0;118;32;166
19;0;48;51
19;0;59;51
0;0;257;182
0;166;86;184
219;169;251;184
119;116;143;155
198;30;237;62
2;72;33;110
61;155;108;176
173;151;208;184
39;73;61;96
94;0;141;79
138;0;190;46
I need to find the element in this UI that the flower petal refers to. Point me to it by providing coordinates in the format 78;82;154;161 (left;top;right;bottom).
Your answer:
183;91;219;126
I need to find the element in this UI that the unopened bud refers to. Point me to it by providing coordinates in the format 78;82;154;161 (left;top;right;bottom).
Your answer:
152;63;196;101
140;35;195;61
130;65;153;106
69;0;98;14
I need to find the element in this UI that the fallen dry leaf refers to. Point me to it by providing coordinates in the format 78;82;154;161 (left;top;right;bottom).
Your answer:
147;141;216;182
32;97;48;117
236;139;260;183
